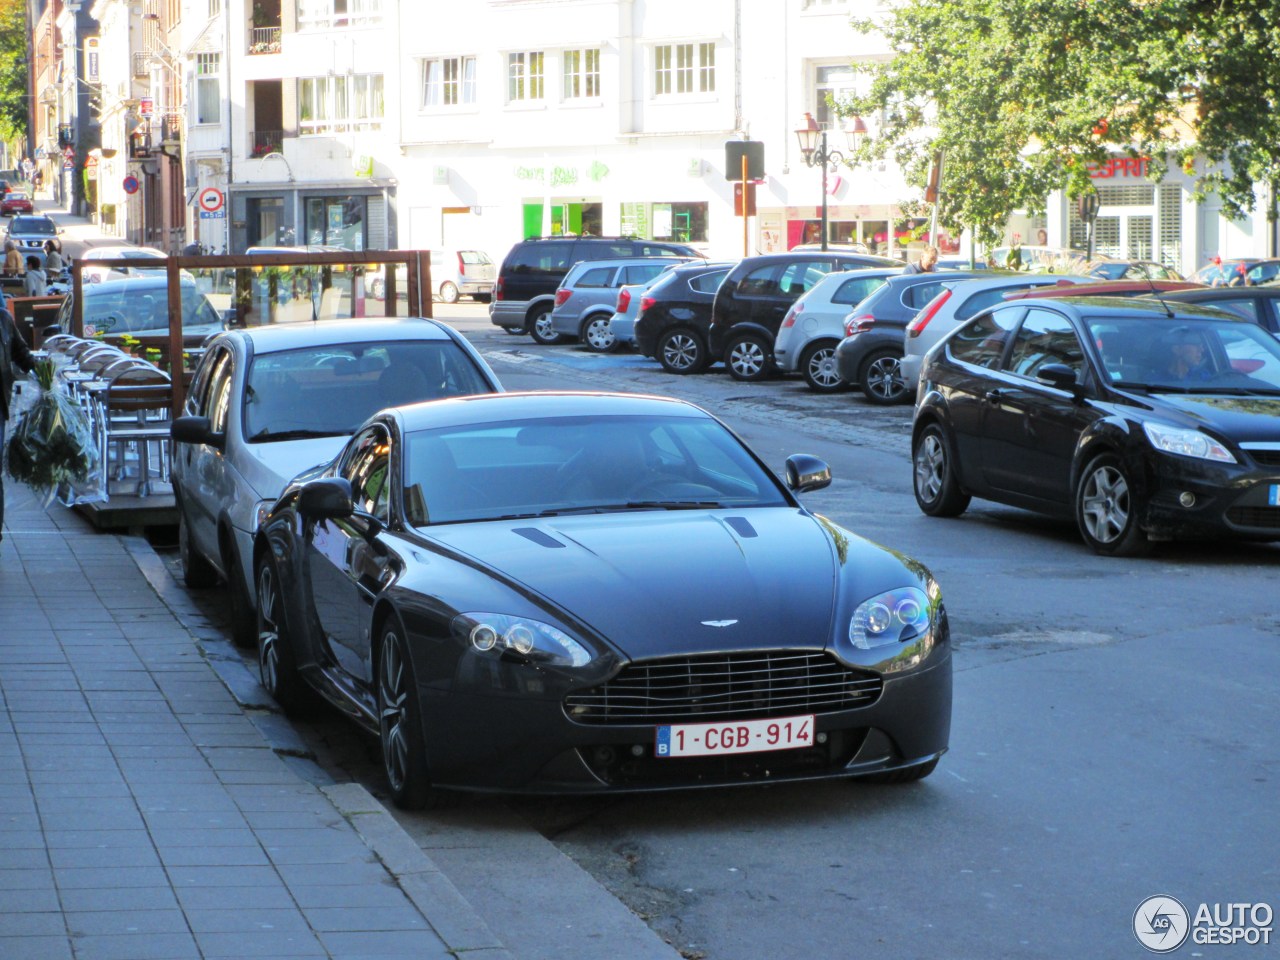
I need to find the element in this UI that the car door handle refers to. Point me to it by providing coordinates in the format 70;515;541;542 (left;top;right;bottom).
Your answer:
984;389;1004;404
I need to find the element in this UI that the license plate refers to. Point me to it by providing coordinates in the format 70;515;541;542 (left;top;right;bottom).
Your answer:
655;715;814;758
1270;485;1280;507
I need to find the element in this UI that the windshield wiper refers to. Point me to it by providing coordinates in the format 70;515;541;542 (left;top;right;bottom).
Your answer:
622;500;728;510
249;428;342;441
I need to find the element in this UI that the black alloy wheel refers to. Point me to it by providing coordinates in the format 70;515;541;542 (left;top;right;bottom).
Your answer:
1075;453;1150;556
255;554;312;713
657;328;708;374
912;423;971;517
178;504;217;588
529;305;568;345
581;315;617;353
801;340;847;393
438;281;460;303
378;621;436;809
859;348;910;405
724;333;773;382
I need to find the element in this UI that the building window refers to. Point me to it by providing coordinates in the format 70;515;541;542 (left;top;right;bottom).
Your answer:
508;51;544;103
306;196;367;250
298;0;381;30
298;74;384;134
421;56;476;108
562;48;600;100
654;42;715;96
208;0;221;16
620;201;708;243
196;53;220;125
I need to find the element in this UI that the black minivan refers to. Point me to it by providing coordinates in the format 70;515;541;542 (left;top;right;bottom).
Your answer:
489;236;704;344
707;251;900;381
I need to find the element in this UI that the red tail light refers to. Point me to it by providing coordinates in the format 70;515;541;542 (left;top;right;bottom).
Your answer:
781;302;804;328
555;288;572;306
617;288;632;313
844;314;874;337
640;296;656;314
906;289;952;338
495;276;505;301
457;251;467;277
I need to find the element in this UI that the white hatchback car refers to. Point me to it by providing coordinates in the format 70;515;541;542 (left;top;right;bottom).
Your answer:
169;319;502;646
772;267;903;392
80;245;169;283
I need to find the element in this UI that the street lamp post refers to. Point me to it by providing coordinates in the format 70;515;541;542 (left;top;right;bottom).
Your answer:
795;112;867;251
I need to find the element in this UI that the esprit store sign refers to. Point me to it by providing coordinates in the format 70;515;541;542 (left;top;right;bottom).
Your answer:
1088;156;1149;179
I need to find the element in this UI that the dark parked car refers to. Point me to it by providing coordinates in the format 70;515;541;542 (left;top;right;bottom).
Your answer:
834;270;985;404
1149;286;1280;335
708;251;901;381
633;260;734;373
912;297;1280;555
1191;258;1279;287
489;236;704;343
255;392;951;805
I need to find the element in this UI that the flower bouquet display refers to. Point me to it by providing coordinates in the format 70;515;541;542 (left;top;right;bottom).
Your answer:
5;359;104;506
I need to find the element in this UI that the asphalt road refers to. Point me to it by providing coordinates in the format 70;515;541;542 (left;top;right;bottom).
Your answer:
168;301;1280;960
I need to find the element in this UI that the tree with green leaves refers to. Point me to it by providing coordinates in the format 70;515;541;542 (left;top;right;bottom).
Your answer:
843;0;1280;250
0;0;28;156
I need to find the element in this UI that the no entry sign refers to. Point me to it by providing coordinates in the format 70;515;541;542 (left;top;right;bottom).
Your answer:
198;188;224;213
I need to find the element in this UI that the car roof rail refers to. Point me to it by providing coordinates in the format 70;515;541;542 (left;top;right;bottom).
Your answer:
522;234;642;242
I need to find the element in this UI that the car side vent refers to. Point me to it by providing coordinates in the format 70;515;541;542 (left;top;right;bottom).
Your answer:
513;527;565;549
722;516;758;538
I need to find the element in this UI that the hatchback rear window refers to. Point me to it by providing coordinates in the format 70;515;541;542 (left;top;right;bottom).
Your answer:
902;281;948;309
832;275;889;305
689;269;728;293
459;251;492;265
574;266;617;288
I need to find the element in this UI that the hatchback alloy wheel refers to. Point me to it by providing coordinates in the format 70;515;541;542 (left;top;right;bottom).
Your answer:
1075;454;1149;556
725;334;772;382
658;329;706;374
801;341;845;393
912;423;970;517
529;306;566;345
582;316;616;352
438;281;459;303
860;349;909;405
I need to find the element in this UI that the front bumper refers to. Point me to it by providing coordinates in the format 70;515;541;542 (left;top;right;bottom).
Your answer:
1141;455;1280;540
418;651;952;794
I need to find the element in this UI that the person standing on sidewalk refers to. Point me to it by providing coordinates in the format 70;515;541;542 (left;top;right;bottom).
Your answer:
1;305;36;548
3;239;23;278
903;244;939;275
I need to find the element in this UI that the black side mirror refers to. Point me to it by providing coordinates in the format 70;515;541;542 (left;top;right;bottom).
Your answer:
298;477;355;521
170;415;225;450
1036;363;1080;393
785;454;832;493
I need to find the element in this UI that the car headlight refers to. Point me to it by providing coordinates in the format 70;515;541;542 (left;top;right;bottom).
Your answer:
452;613;594;668
849;586;932;650
1142;422;1236;463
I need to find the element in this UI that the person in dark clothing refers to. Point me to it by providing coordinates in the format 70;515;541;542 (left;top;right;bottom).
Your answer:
1;305;37;547
903;244;939;275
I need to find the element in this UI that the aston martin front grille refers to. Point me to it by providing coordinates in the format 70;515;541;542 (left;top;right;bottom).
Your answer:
564;650;882;726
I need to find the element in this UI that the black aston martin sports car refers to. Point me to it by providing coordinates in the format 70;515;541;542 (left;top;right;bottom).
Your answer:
255;392;950;806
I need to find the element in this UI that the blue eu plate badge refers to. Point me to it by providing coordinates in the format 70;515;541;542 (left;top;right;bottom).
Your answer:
1271;485;1280;507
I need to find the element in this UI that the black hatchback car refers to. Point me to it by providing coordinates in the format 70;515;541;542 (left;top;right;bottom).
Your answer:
912;297;1280;555
489;236;704;344
707;252;901;381
633;260;735;373
834;271;985;404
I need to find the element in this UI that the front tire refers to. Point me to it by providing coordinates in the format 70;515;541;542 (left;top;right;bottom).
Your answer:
724;333;773;382
913;423;970;517
859;348;910;405
581;315;617;353
1075;453;1150;556
178;504;217;588
800;340;846;393
255;554;312;713
657;328;708;374
438;281;459;303
529;305;568;345
378;621;435;809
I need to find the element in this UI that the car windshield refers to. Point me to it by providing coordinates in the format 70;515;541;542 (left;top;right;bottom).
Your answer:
10;217;54;235
80;282;222;336
403;414;789;526
244;340;491;442
1086;316;1280;393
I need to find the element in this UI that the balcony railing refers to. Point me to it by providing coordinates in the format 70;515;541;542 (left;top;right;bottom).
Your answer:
251;130;283;157
161;113;182;145
248;27;282;55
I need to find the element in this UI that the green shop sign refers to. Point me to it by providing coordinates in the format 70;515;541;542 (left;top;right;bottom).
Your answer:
516;161;610;186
